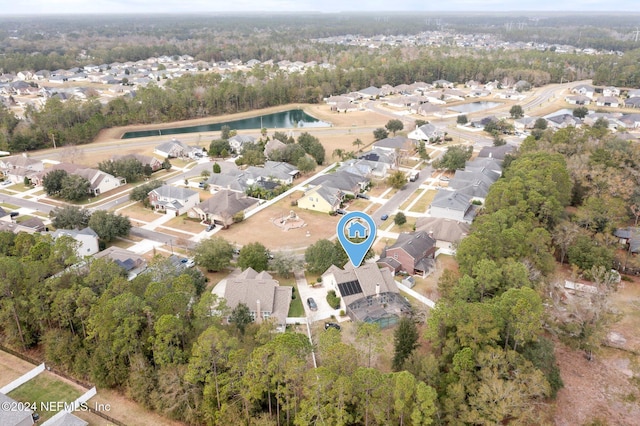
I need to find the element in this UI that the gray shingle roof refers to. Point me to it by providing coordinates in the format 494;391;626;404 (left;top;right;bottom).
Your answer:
387;231;436;260
151;184;198;200
431;190;472;211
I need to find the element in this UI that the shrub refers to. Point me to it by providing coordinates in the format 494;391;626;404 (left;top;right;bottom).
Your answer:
326;290;341;309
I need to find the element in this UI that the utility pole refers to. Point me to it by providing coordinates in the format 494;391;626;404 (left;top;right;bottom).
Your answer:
50;133;56;149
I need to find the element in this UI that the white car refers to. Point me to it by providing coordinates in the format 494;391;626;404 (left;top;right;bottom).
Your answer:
181;258;195;268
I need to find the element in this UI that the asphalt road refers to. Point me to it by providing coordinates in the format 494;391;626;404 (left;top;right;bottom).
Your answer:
369;163;434;227
4;82;577;248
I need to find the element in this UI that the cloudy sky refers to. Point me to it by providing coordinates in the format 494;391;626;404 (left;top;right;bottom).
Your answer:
1;0;637;15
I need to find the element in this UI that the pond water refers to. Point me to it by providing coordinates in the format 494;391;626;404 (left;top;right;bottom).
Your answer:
121;109;331;139
448;101;502;113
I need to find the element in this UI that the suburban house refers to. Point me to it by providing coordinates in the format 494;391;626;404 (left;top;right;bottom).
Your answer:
264;138;287;159
358;148;397;167
93;246;148;280
32;163;126;196
190;189;258;226
297;185;343;213
245;161;299;185
513;116;539;131
603;86;620;97
111;153;163;172
546;113;582;129
377;231;437;277
408;123;445;142
0;155;44;183
51;227;100;257
222;268;292;332
73;168;127;196
478;144;516;160
148;185;200;216
412;103;444;117
448;167;501;201
428;190;477;223
571;84;596;98
229;134;257;154
339;157;392;178
465;157;503;175
596;96;620;108
356;86;381;99
308;170;369;196
321;263;411;328
624;98;640;109
0;217;46;234
154;138;204;159
415;216;470;250
433;79;454;88
372;136;413;153
565;95;591;105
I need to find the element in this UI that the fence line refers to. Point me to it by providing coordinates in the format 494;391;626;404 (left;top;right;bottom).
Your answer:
0;345;127;424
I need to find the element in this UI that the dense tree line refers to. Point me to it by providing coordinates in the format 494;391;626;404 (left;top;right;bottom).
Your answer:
2;39;636;153
0;233;441;425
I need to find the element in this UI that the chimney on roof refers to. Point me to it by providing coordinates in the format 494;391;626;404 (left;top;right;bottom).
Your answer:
428;230;434;239
255;299;262;324
375;283;380;297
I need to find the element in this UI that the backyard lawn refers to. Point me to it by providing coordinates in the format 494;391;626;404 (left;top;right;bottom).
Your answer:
278;278;305;317
8;372;84;422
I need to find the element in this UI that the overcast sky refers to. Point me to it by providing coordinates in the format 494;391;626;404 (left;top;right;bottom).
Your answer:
1;0;637;15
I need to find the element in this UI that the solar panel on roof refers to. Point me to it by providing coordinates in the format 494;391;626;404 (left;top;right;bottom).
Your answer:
338;280;363;297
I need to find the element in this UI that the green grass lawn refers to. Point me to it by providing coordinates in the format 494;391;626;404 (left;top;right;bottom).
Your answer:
409;190;438;213
275;274;304;317
388;217;416;234
8;373;83;422
0;201;20;210
399;191;422;211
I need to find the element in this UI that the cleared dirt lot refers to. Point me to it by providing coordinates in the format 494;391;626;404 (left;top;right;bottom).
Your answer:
219;191;341;251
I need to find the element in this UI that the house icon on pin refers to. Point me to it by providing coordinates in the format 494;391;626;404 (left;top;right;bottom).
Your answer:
347;220;368;239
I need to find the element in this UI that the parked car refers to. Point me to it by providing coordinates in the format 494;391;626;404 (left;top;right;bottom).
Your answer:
233;248;241;255
356;193;370;200
324;322;341;331
335;208;347;215
181;258;195;268
307;297;318;311
380;214;389;221
206;223;216;231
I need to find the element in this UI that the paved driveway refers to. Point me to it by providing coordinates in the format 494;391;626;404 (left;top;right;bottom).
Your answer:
294;271;340;322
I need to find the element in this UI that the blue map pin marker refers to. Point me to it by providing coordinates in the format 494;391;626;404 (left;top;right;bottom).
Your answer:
336;211;377;268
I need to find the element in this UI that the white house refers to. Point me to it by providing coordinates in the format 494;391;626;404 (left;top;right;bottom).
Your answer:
52;227;100;257
149;185;200;216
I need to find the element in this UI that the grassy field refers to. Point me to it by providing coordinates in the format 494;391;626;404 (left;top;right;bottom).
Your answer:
8;373;83;422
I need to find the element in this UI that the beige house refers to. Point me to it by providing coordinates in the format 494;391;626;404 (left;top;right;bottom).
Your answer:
190;190;258;227
298;185;343;213
223;268;292;331
0;155;44;183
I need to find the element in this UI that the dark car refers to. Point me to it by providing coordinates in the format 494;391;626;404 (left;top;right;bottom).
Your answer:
335;208;347;215
324;322;341;331
380;214;389;221
356;193;370;200
206;223;216;231
307;297;318;311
